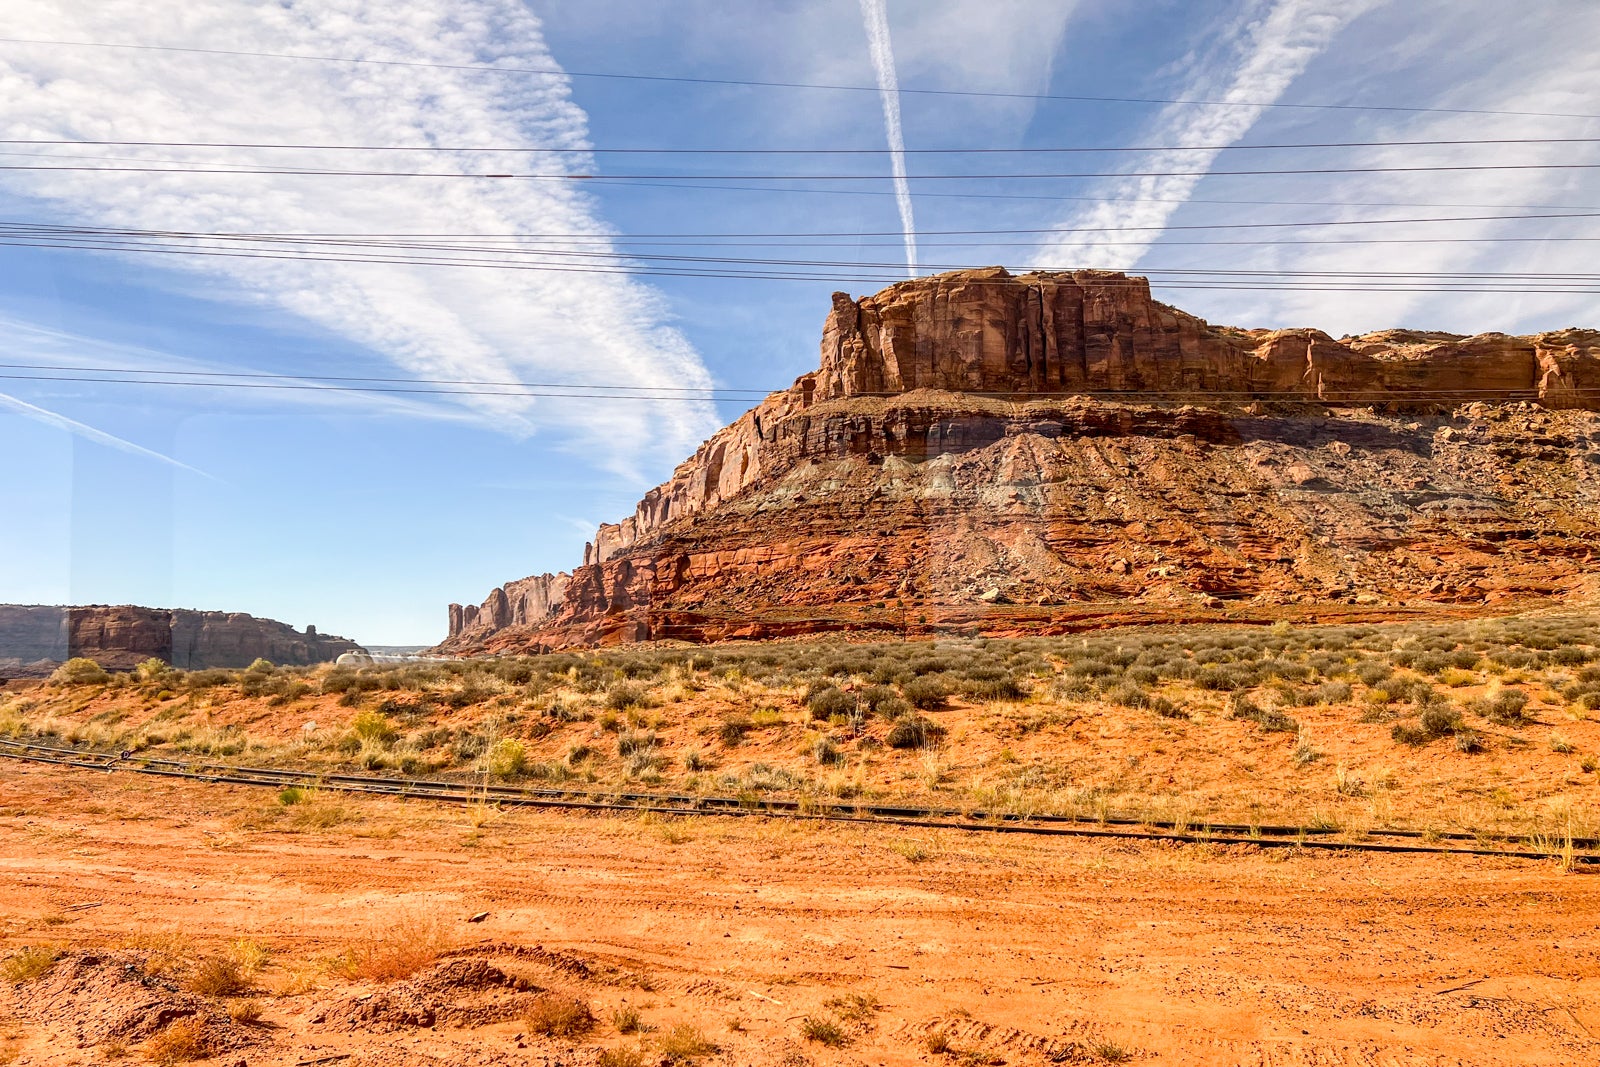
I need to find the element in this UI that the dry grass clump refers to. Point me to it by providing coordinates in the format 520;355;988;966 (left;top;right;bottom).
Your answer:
799;1015;847;1045
1;944;60;983
598;1048;650;1067
334;913;454;982
187;956;248;996
657;1023;717;1061
142;1017;209;1064
824;992;879;1021
523;994;595;1038
611;1005;646;1033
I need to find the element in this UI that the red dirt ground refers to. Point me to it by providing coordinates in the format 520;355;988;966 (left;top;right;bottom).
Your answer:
2;761;1598;1066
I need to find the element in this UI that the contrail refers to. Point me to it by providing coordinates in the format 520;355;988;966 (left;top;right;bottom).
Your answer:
859;0;917;277
0;391;211;477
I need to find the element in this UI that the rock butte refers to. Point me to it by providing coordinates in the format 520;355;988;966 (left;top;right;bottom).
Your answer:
439;268;1600;653
0;604;365;677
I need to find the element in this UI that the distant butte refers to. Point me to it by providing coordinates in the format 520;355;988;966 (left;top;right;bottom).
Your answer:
439;268;1600;653
0;604;364;677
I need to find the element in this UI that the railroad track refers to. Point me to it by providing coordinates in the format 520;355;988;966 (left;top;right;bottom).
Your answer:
2;737;1594;864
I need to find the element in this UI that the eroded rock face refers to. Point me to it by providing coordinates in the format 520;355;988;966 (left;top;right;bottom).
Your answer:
0;604;365;675
441;269;1600;652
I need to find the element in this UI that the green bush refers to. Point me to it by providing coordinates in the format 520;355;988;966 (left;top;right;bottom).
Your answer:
486;738;527;778
50;657;109;686
350;708;398;745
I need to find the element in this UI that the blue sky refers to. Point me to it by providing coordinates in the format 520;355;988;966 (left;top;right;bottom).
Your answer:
2;0;1598;644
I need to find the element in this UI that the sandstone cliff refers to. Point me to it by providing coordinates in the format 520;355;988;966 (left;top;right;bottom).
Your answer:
442;268;1600;652
0;604;365;677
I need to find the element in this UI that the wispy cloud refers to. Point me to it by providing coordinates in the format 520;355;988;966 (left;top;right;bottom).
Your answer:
0;390;210;476
1031;0;1378;271
0;0;719;475
858;0;918;277
1153;4;1600;336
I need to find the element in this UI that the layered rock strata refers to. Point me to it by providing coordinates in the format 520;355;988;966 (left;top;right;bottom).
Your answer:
442;268;1600;652
0;604;365;676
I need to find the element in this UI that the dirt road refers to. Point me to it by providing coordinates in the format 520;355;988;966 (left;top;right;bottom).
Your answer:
1;762;1596;1066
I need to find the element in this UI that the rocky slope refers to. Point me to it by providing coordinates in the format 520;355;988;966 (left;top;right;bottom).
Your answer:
0;604;365;676
442;268;1600;652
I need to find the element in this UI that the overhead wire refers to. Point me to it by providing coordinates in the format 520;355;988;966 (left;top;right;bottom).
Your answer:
4;36;1599;122
6;135;1600;155
4;162;1600;180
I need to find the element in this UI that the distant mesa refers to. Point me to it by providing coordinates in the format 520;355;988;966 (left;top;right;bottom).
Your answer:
0;604;365;679
439;267;1600;653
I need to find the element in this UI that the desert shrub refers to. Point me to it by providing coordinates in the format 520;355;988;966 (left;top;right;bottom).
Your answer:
658;1023;717;1061
612;1005;645;1033
886;715;945;749
524;994;595;1038
955;670;1027;701
188;956;248;996
144;1017;210;1064
1391;722;1430;746
807;686;856;721
857;685;897;713
1354;661;1393;687
681;749;707;772
1;944;59;982
1472;688;1530;726
350;708;397;745
336;914;453;982
799;1016;847;1046
812;736;842;765
485;738;527;778
1420;704;1463;736
1228;694;1298;733
1104;683;1151;709
901;675;951;709
1150;696;1188;719
1309;681;1353;705
267;681;313;707
134;657;170;682
617;730;656;757
717;716;752;746
51;657;109;686
599;1047;649;1067
1196;664;1256;691
606;682;650;710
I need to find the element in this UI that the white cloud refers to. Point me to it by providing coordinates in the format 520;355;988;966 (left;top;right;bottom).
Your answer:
1152;2;1600;335
1030;0;1380;271
858;0;917;277
0;0;719;476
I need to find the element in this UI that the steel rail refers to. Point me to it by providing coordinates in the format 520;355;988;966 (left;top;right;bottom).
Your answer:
1;738;1592;863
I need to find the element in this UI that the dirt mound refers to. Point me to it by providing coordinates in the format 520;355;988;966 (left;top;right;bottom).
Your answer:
1;950;258;1052
310;957;541;1033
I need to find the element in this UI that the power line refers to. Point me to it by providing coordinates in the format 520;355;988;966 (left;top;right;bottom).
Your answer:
6;163;1600;180
2;369;1592;404
4;36;1598;122
0;362;769;395
7;233;1600;283
5;208;1594;241
7;136;1600;155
